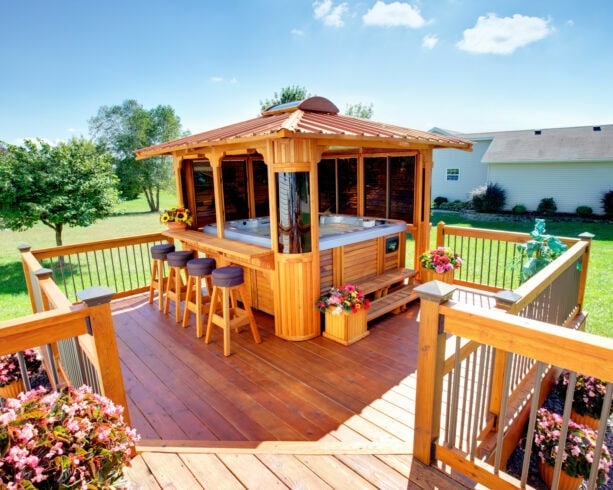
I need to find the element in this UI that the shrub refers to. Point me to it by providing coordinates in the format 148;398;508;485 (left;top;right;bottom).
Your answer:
469;182;506;212
433;196;448;208
575;205;593;217
512;204;527;215
537;197;557;216
602;190;613;216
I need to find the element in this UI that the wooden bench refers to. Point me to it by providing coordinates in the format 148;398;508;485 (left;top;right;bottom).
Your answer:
356;268;417;298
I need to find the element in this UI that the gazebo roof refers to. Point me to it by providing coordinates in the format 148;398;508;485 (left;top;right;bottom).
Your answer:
135;97;472;159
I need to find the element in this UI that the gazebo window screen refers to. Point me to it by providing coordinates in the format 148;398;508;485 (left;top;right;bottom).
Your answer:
318;157;358;215
364;155;415;222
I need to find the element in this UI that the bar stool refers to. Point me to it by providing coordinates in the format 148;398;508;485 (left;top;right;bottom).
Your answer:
148;243;175;311
205;266;261;356
182;257;216;338
163;250;193;323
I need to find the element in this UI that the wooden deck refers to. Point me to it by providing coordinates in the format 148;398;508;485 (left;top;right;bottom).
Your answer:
113;291;492;488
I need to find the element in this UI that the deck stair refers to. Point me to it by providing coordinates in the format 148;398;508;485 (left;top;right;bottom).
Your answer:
352;268;419;322
125;440;477;488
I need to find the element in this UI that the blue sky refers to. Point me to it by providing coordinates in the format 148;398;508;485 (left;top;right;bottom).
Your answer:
1;0;612;144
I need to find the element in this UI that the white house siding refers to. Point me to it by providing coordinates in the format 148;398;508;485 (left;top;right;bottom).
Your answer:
432;139;491;202
487;161;613;214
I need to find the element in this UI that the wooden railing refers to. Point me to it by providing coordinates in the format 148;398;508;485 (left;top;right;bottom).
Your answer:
28;232;169;303
0;244;139;421
414;281;611;489
435;221;581;292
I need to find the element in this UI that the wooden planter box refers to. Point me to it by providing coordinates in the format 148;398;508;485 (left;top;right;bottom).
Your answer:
421;268;454;284
0;379;24;400
322;307;369;345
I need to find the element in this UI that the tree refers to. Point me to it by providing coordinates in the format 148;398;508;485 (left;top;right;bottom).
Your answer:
260;85;311;111
345;102;374;119
89;100;185;211
0;138;119;246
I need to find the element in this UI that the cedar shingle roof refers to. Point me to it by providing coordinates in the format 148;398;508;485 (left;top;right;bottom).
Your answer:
135;98;472;159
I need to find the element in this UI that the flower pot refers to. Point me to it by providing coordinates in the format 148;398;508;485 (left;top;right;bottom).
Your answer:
322;307;368;345
421;268;454;284
0;379;25;400
538;461;583;490
570;408;600;430
167;221;187;231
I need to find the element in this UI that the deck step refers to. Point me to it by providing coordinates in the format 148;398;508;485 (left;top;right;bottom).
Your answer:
367;286;419;322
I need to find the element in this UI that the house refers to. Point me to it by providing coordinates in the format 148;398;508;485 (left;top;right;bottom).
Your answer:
430;124;613;214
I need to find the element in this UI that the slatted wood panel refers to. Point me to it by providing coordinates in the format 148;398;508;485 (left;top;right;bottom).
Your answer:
343;240;378;283
250;269;274;314
319;249;333;293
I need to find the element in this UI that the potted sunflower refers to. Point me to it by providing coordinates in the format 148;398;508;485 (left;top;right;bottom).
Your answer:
160;206;193;231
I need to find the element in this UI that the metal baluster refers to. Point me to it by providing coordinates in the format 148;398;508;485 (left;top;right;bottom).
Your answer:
587;383;613;489
17;351;31;391
520;362;545;487
552;371;577;489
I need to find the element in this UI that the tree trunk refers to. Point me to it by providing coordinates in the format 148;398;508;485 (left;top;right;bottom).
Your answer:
143;187;157;212
55;223;63;247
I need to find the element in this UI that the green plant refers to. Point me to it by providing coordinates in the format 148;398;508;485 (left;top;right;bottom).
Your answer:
512;219;568;282
160;206;193;225
537;197;557;216
469;182;506;212
576;205;593;217
433;196;448;208
512;204;527;214
602;190;613;216
556;371;613;419
419;246;463;273
439;200;469;211
0;385;140;488
533;408;611;486
0;350;41;387
316;284;370;314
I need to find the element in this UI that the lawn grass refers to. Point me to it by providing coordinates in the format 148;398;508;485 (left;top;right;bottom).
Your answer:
1;202;610;338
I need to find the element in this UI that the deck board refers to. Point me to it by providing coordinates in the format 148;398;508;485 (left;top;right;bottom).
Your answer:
112;292;486;488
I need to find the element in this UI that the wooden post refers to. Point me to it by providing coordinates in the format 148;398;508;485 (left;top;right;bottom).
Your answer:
77;286;130;425
577;232;594;313
18;244;38;313
413;280;456;464
173;155;184;206
436;221;446;248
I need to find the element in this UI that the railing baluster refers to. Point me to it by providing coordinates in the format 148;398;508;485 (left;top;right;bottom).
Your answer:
16;351;32;391
587;383;613;489
448;336;463;447
520;362;545;488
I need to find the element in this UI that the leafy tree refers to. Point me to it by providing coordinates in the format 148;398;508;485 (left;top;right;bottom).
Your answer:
89;100;185;211
345;102;374;119
0;138;119;246
260;85;311;111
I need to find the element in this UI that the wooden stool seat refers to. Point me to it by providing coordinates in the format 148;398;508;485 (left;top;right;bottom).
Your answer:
148;244;175;311
163;250;193;323
205;266;261;356
182;258;216;338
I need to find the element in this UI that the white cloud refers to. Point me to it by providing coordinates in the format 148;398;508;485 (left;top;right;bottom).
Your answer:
422;34;438;49
363;1;426;28
566;19;574;27
210;76;224;83
313;0;348;27
291;28;305;36
457;13;553;55
229;77;238;85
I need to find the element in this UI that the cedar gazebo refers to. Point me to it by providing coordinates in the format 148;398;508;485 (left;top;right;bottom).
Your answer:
135;97;472;341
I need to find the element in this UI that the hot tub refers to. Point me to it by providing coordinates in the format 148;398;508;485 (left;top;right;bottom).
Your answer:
203;215;407;251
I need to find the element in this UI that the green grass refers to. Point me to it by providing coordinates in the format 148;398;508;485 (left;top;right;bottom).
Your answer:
2;202;611;337
0;191;176;320
428;211;613;338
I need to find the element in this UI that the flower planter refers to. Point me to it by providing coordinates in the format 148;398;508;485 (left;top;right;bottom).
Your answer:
167;221;187;231
538;461;583;490
570;408;600;430
322;307;368;345
420;268;454;284
0;379;24;400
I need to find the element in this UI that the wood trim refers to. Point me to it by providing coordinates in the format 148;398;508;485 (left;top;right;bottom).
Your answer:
435;224;579;248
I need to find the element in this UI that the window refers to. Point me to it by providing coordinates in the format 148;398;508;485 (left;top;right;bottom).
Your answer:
446;168;460;181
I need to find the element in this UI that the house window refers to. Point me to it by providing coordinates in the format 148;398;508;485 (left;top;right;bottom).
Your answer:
446;168;460;181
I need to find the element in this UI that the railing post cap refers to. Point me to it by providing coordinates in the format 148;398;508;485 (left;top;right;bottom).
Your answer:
17;244;31;252
495;290;522;309
77;286;114;307
578;232;595;240
34;268;53;279
414;280;456;303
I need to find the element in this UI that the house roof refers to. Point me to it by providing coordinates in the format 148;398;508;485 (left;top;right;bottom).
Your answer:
433;125;613;163
135;97;472;159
